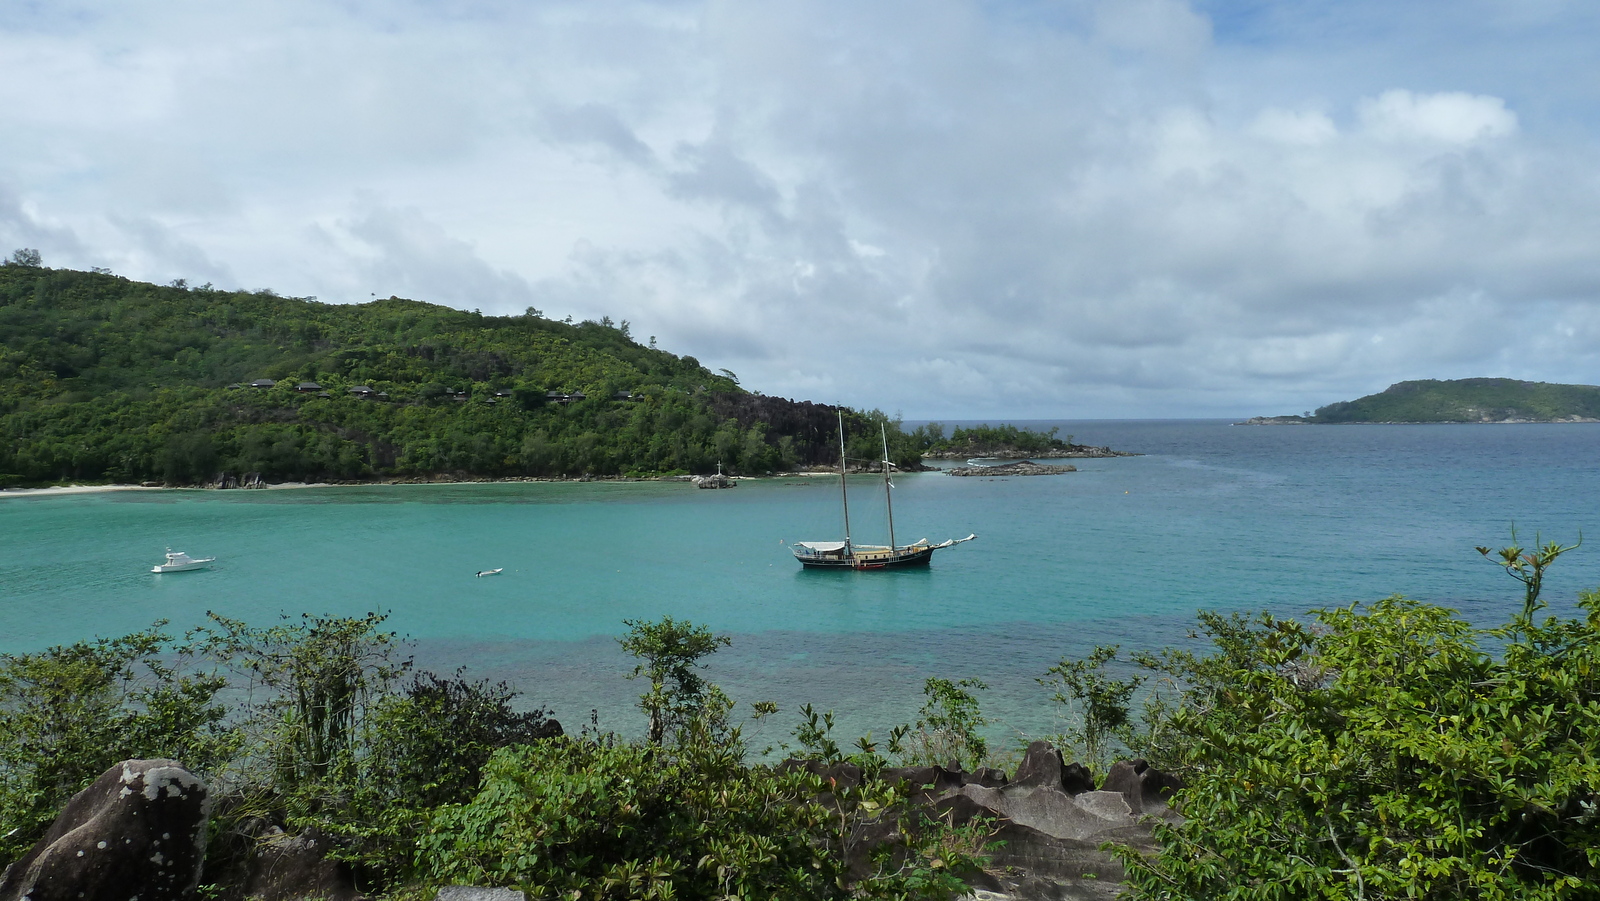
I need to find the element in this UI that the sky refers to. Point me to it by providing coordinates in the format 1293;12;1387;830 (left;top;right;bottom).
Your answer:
3;0;1599;419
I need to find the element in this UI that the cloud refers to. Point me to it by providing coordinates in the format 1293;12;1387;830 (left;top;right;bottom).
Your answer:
1;0;1598;417
0;185;83;261
322;199;539;312
1358;89;1519;143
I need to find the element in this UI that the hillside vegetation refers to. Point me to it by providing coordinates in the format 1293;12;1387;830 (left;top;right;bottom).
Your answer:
0;264;922;486
1303;379;1600;423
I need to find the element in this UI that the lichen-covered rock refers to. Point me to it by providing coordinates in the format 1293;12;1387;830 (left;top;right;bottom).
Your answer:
0;759;209;901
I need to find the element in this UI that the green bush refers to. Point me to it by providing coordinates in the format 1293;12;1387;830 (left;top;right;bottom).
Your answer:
1118;584;1600;899
901;678;990;771
419;729;983;901
0;626;233;865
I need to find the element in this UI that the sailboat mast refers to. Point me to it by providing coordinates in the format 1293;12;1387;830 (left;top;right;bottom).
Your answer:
838;411;852;555
881;423;896;551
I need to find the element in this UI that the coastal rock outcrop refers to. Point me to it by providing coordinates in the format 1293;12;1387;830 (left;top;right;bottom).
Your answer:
923;445;1134;460
781;743;1181;901
1099;758;1183;816
947;461;1077;477
1011;741;1096;795
0;759;210;901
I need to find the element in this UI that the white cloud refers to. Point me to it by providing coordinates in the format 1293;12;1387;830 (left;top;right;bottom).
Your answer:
1358;89;1519;144
1;0;1598;418
1248;108;1338;145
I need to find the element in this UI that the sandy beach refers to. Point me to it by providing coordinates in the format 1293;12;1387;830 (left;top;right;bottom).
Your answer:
0;469;865;499
0;482;337;499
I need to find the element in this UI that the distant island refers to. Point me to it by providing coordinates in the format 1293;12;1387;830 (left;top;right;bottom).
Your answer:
1241;378;1600;425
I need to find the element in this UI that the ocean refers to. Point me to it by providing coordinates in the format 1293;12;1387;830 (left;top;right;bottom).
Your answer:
3;419;1598;747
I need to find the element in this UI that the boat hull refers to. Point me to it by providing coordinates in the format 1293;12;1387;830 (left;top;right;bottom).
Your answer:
794;546;936;570
152;560;213;573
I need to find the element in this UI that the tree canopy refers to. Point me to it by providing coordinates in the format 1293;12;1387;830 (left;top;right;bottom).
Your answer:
0;266;923;485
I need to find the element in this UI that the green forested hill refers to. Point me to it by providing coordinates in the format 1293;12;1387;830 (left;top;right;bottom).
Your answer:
0;265;919;486
1309;379;1600;423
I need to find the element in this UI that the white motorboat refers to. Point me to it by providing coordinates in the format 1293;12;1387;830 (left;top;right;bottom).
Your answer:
151;549;215;573
476;568;503;577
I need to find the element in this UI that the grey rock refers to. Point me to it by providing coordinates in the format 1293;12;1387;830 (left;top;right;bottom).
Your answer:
436;889;527;901
1010;742;1094;794
957;784;1132;843
0;759;210;901
775;758;862;793
966;766;1010;788
1099;759;1182;816
244;826;363;901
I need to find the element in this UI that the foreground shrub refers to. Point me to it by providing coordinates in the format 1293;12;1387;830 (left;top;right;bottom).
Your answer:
0;625;232;865
1120;585;1600;900
419;727;981;901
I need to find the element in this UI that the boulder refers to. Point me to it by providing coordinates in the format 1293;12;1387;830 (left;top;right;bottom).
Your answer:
775;759;863;793
436;888;526;901
957;784;1133;844
244;826;363;901
1059;762;1095;796
880;765;965;796
1098;759;1183;816
984;822;1125;885
966;766;1010;788
0;759;209;901
1010;742;1094;794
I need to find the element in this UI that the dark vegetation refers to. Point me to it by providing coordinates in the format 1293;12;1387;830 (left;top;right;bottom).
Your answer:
1287;378;1600;423
918;424;1111;458
2;534;1597;899
0;263;932;487
927;424;1067;455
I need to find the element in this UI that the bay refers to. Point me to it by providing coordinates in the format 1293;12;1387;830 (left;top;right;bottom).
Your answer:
3;420;1598;746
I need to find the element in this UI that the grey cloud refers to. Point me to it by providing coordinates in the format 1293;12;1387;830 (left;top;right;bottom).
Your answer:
107;215;233;286
335;200;537;311
543;103;659;167
666;141;784;213
0;186;83;263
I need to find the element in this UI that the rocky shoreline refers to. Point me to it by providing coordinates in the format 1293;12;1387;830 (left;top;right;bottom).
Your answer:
947;461;1078;477
923;444;1136;460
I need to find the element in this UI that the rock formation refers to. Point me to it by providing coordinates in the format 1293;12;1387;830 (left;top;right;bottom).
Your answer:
0;760;210;901
780;743;1182;901
946;461;1077;477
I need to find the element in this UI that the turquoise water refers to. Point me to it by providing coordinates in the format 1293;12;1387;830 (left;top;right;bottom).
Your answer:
4;420;1599;743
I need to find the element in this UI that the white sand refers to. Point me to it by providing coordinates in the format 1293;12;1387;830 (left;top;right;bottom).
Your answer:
0;481;341;499
0;484;162;498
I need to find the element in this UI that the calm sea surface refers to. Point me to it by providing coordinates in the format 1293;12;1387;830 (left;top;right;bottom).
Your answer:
3;420;1598;744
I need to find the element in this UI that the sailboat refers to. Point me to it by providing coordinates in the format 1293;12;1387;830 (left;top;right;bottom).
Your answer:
792;413;977;570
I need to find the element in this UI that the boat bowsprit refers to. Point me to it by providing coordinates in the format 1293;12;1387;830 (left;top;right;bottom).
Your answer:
151;549;215;573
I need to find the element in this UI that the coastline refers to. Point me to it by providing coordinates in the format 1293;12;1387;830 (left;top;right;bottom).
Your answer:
0;471;863;499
